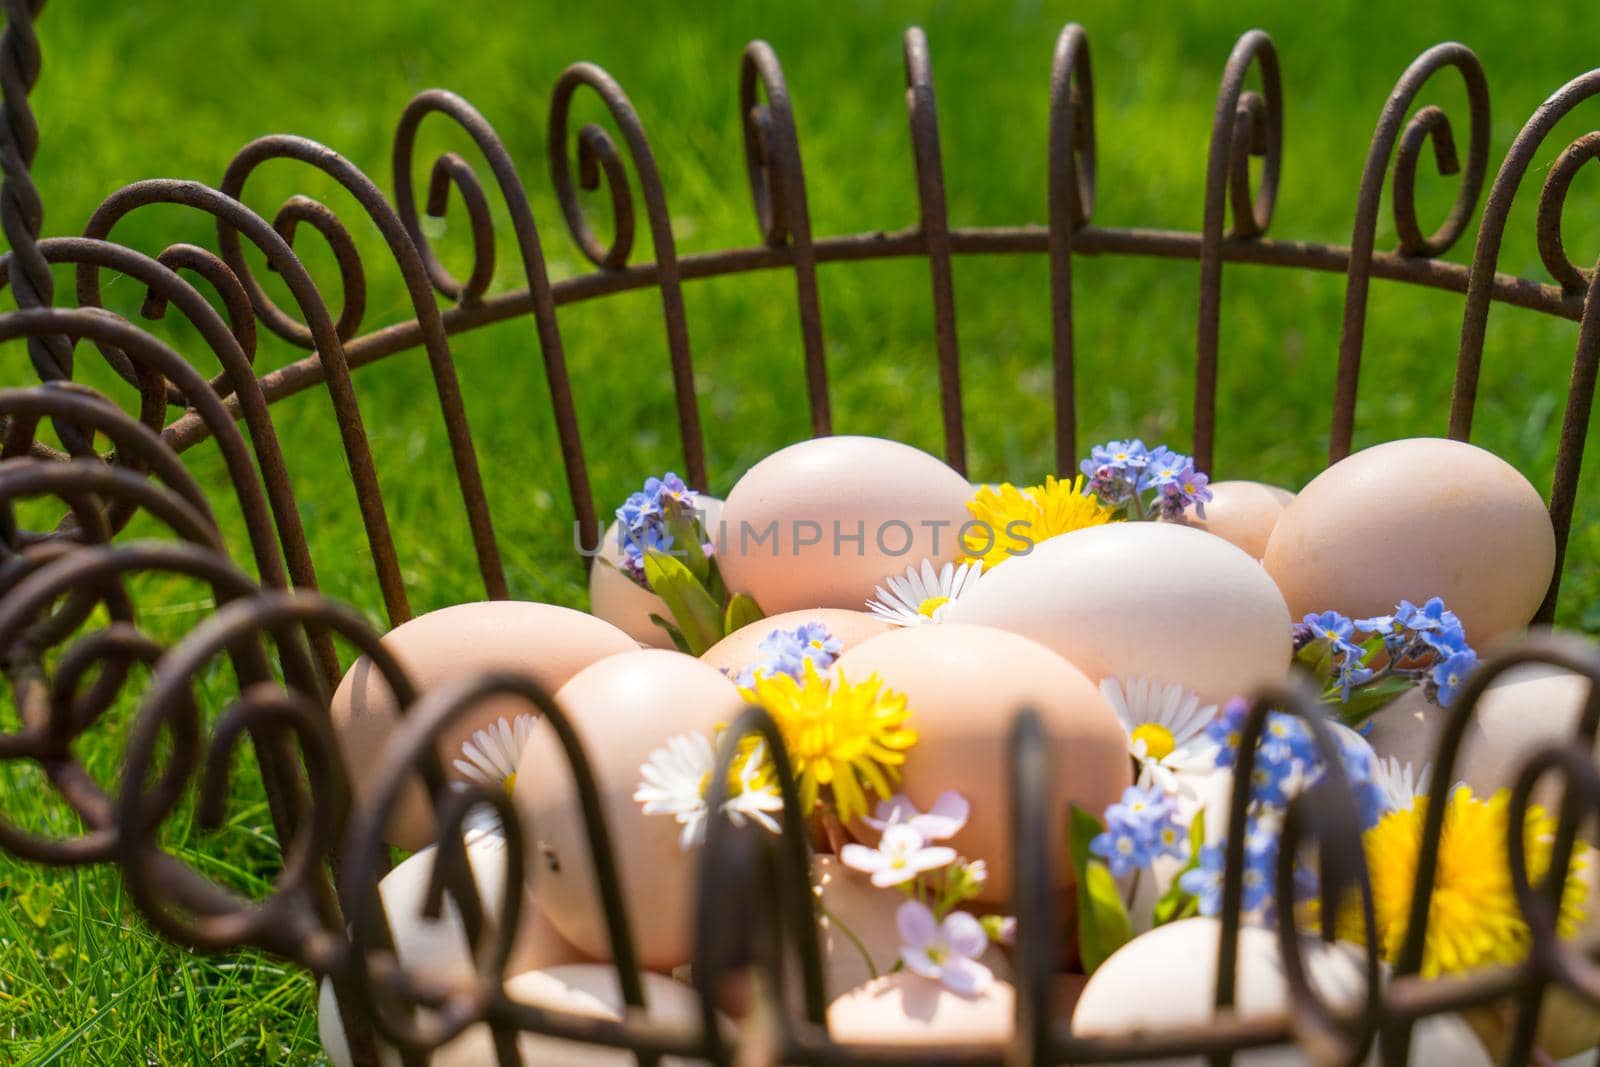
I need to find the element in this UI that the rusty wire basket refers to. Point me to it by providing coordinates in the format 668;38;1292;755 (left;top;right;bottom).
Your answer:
5;1;1600;1063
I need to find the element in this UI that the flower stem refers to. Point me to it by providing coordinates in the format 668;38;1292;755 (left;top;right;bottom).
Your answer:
818;902;879;980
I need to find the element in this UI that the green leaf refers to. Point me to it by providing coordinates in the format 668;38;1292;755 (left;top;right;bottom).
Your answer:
1152;810;1205;926
705;555;729;605
647;613;692;654
1069;804;1099;874
1080;862;1133;973
1338;675;1417;727
723;592;764;636
1069;805;1133;973
643;550;724;654
663;508;711;584
1294;635;1337;682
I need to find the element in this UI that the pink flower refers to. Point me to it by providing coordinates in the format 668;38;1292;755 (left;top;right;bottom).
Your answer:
897;900;993;996
862;790;970;842
838;824;956;887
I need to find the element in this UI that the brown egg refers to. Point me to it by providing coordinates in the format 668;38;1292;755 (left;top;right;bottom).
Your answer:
1263;438;1555;646
813;854;1012;998
330;601;637;850
943;521;1292;705
589;497;725;649
316;835;586;1067
833;624;1130;903
700;609;892;680
827;972;1014;1047
1166;480;1294;559
514;649;748;971
1365;665;1597;814
715;436;972;615
321;965;711;1067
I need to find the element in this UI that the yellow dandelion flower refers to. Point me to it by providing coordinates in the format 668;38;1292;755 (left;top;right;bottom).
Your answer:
1336;786;1588;977
962;474;1115;569
739;659;917;822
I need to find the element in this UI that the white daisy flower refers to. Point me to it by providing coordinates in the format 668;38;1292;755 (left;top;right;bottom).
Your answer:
1101;676;1219;801
459;801;510;849
454;714;536;794
866;559;983;626
724;740;784;834
1373;755;1432;813
634;732;783;851
635;733;717;851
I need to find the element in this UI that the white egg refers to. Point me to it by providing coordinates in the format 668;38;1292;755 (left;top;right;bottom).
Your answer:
322;964;713;1067
944;522;1292;705
827;972;1015;1047
317;833;585;1066
589;497;724;648
1072;918;1490;1065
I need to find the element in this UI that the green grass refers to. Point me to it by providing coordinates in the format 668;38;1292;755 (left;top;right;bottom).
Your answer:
5;0;1600;1060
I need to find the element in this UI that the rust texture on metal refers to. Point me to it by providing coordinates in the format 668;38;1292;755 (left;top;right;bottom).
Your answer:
2;4;1600;1063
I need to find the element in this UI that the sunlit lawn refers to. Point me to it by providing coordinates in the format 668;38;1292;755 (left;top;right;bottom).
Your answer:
4;0;1600;1060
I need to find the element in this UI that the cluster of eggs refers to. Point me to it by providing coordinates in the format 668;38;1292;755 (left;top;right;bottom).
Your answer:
319;433;1579;1064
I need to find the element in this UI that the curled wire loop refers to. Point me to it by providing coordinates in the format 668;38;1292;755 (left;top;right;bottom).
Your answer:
1509;747;1600;987
394;88;599;557
1330;43;1490;461
550;62;707;490
740;40;830;438
114;588;403;963
0;310;292;586
338;670;687;1060
1449;67;1600;614
1499;741;1600;1067
1046;22;1096;473
4;242;323;623
0;312;345;680
1211;682;1382;1065
1453;68;1600;440
142;242;260;403
1372;631;1600;1062
0;380;209;538
0;541;268;867
79;178;410;632
1193;29;1285;474
5;17;1600;1067
221;134;508;604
